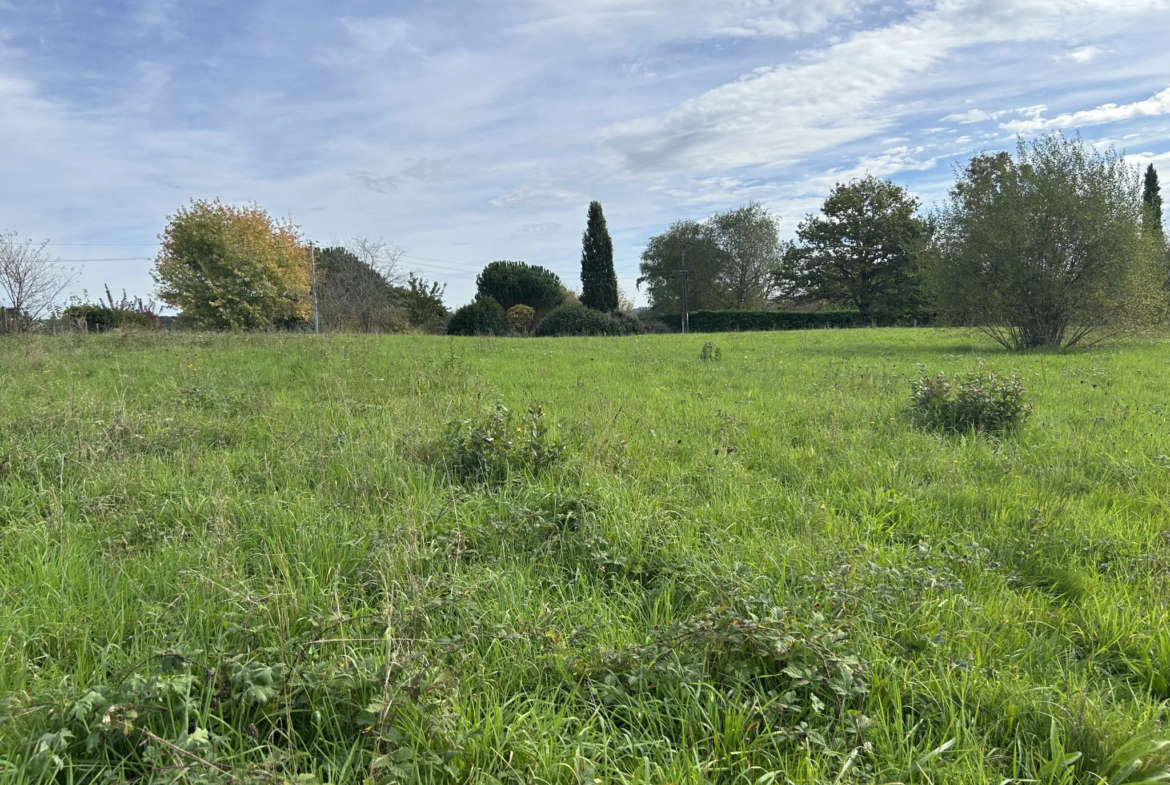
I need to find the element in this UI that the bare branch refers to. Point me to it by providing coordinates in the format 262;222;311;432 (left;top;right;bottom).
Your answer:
0;232;79;331
347;236;406;287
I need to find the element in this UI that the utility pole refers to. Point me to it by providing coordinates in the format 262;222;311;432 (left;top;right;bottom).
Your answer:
309;242;319;334
679;239;690;334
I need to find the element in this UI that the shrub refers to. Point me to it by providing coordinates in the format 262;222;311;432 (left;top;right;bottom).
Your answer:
63;305;154;331
909;369;1031;434
506;304;536;335
447;297;509;336
535;303;644;337
476;261;565;315
700;342;722;361
441;402;566;484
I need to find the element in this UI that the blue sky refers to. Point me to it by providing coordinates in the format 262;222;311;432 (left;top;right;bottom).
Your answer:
2;0;1169;309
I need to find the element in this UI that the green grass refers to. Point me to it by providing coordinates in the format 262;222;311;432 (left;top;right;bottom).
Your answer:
1;328;1169;784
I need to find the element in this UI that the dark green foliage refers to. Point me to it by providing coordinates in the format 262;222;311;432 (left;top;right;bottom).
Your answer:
447;297;509;336
909;370;1031;434
580;201;618;312
778;176;928;322
399;273;449;333
1143;164;1164;240
652;309;862;333
476;261;565;315
62;305;156;331
535;302;643;337
638;219;727;314
315;246;402;333
441;402;566;484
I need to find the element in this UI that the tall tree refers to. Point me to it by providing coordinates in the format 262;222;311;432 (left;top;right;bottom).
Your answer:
929;134;1158;349
1143;164;1164;241
315;246;401;333
580;201;618;312
777;176;927;322
709;202;782;309
153;199;310;330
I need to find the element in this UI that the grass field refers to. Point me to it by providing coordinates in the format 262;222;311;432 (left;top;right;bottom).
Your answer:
1;329;1169;784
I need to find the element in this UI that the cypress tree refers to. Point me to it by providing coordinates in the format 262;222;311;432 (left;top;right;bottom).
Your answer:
1143;164;1164;240
580;201;618;312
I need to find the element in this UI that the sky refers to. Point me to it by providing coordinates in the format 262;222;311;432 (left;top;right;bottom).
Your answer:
2;0;1169;309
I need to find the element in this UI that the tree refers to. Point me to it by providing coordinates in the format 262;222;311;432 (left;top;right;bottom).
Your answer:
777;176;927;322
476;261;565;315
0;232;78;332
399;274;448;333
929;134;1157;349
709;202;782;309
315;246;402;333
506;304;536;334
637;219;726;314
1143;164;1164;242
580;201;618;312
153;199;309;330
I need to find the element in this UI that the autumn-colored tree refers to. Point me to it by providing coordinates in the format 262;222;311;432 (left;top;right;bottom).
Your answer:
152;199;310;330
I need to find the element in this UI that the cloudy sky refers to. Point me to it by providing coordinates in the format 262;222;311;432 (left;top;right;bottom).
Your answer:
2;0;1169;308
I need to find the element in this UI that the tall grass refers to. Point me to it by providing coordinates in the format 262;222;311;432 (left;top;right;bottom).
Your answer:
0;329;1168;784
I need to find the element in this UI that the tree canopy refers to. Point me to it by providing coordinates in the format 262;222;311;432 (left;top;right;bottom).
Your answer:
153;199;309;330
777;176;927;322
928;134;1157;349
476;261;565;315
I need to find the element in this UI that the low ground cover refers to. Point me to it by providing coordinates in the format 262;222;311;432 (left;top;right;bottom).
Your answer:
0;329;1168;784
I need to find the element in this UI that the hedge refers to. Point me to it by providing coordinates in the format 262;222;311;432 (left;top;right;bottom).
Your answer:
62;305;158;331
651;310;861;333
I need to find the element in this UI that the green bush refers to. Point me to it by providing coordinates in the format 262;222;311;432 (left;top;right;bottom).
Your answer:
62;305;157;331
447;297;509;336
909;369;1031;434
506;304;536;335
535;303;644;337
476;261;566;315
651;310;861;333
441;402;566;484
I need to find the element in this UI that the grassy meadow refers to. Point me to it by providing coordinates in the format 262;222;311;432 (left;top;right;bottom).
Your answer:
1;329;1169;784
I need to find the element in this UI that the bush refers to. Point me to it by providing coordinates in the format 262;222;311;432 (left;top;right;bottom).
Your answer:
441;402;566;484
535;303;644;337
651;310;861;333
506;304;536;335
909;369;1031;434
447;297;509;336
476;261;565;315
62;305;157;331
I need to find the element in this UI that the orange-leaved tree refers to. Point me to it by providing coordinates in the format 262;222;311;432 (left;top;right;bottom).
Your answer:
152;199;310;330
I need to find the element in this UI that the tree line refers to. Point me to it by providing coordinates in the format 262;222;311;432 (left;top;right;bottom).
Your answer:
639;133;1169;349
1;132;1166;348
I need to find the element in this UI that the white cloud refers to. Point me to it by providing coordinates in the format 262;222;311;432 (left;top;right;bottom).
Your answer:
490;182;583;207
600;0;1167;173
1001;86;1170;132
1066;45;1104;63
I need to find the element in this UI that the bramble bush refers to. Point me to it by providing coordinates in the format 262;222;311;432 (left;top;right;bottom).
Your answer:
441;402;566;484
909;369;1031;434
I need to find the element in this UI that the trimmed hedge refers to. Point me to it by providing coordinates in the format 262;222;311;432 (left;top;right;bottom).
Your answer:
535;303;644;337
447;297;509;336
651;310;861;333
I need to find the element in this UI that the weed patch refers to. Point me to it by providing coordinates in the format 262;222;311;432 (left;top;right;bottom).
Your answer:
909;368;1031;434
